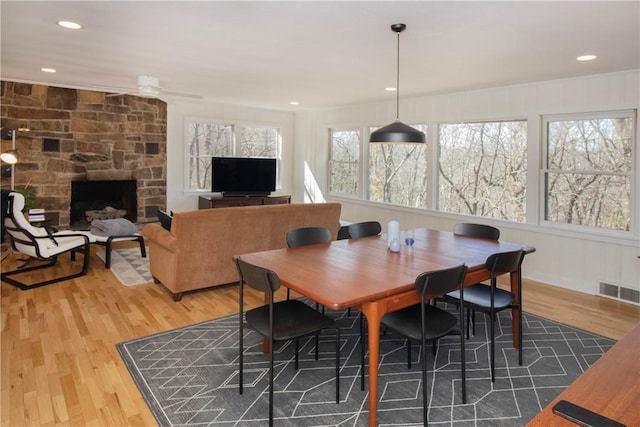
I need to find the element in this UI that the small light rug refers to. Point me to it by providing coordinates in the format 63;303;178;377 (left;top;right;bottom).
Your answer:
96;246;152;286
116;303;615;426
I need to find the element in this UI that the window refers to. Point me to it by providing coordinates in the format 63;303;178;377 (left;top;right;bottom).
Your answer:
239;126;279;158
438;120;527;221
187;123;233;191
543;111;634;231
329;129;360;195
369;124;428;207
187;122;281;192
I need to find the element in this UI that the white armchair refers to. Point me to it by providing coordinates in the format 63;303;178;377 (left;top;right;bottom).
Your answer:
2;192;91;290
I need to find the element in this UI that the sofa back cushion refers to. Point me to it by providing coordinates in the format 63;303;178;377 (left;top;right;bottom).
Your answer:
155;202;341;293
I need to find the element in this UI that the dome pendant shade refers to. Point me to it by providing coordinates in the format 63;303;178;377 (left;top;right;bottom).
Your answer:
369;120;426;143
370;23;425;144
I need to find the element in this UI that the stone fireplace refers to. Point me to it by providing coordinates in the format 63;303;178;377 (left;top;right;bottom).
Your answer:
0;81;167;228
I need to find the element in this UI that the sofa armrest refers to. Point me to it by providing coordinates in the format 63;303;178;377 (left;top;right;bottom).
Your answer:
142;223;179;253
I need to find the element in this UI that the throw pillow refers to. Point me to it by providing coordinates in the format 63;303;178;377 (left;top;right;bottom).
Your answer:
158;210;172;231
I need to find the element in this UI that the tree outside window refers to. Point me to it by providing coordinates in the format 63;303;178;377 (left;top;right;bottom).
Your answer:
240;126;279;158
369;124;427;207
329;129;360;195
544;113;633;231
438;121;527;221
187;123;233;191
187;122;280;192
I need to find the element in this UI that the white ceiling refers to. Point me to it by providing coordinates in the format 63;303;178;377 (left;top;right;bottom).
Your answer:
1;1;639;111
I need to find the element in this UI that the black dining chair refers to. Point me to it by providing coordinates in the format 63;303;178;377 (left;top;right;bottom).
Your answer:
378;264;468;426
446;249;525;382
445;223;501;338
235;256;340;426
347;221;382;239
285;226;332;304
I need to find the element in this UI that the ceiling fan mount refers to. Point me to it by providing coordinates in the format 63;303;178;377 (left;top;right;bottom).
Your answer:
101;75;201;99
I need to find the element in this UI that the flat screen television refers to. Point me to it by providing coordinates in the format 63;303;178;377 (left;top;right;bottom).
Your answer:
212;157;276;197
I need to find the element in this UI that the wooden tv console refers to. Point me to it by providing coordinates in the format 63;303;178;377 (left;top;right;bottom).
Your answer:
198;195;291;209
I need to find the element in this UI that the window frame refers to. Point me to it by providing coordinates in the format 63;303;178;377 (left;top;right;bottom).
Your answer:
540;110;635;234
436;118;528;222
184;118;282;194
327;127;363;198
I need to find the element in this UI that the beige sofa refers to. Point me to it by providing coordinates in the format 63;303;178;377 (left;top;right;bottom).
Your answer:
142;202;342;300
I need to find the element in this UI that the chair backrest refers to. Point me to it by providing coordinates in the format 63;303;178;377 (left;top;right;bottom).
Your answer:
414;264;467;298
336;225;351;240
286;226;332;248
486;249;525;277
348;221;382;239
3;192;54;258
454;223;500;241
235;256;281;294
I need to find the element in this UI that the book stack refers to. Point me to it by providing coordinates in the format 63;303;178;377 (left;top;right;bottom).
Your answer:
28;208;45;223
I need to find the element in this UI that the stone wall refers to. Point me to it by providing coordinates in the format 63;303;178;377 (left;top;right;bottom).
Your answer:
0;81;167;228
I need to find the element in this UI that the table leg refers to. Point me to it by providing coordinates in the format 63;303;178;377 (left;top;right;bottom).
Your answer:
510;268;522;349
359;301;384;427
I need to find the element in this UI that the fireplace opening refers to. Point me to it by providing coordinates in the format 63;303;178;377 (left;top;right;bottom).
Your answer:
70;180;137;229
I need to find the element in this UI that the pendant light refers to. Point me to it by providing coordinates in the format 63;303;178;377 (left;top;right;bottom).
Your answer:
370;23;426;144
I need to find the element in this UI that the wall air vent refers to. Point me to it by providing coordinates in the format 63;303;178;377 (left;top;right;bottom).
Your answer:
599;282;640;305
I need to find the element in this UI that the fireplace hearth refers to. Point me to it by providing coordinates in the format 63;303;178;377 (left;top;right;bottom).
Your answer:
70;180;137;229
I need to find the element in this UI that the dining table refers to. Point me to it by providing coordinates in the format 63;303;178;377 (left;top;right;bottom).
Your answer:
238;228;535;427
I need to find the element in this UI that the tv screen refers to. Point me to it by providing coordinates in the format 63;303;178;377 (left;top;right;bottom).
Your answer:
212;157;276;197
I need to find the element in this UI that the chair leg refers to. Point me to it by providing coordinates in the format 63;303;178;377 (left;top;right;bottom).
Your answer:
239;316;244;395
490;310;496;382
295;338;299;370
421;336;429;427
335;327;340;403
269;335;274;427
137;236;146;257
360;313;365;391
1;242;91;290
104;239;113;268
407;340;412;369
518;306;523;366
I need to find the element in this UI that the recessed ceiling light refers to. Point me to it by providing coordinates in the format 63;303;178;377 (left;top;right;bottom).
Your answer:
57;20;83;30
290;101;299;105
577;54;597;61
385;87;397;92
41;68;56;73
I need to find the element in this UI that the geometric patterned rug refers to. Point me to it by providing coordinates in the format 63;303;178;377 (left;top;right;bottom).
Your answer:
116;303;615;426
96;246;152;286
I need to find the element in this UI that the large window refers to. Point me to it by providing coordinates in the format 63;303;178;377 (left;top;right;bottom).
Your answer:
369;124;428;207
438;120;527;221
329;129;360;195
187;122;280;192
543;112;634;231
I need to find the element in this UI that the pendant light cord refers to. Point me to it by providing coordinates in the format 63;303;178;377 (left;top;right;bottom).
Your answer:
396;29;400;120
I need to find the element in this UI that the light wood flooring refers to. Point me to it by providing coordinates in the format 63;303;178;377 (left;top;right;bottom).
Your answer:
2;245;639;426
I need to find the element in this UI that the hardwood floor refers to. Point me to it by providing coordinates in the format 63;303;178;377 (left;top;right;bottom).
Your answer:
2;246;639;426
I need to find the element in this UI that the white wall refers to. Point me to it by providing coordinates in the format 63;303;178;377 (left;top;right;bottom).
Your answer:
294;70;640;299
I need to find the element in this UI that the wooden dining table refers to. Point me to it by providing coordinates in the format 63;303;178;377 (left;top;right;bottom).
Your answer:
238;228;535;427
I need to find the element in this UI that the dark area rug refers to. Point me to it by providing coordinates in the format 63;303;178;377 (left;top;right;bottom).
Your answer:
117;301;615;426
